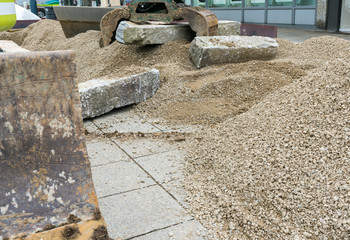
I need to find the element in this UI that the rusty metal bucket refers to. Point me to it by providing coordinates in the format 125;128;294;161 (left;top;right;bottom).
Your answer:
0;49;105;238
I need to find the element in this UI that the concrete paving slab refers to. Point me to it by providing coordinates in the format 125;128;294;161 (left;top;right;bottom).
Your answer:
134;220;208;240
277;27;350;43
112;138;177;158
98;185;192;239
92;111;160;134
79;69;160;118
86;139;130;167
98;106;136;120
83;120;103;135
135;150;185;184
163;178;188;209
91;160;155;198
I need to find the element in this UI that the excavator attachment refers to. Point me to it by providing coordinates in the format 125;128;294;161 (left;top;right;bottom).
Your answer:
178;7;218;36
100;7;130;47
54;6;115;38
0;47;106;238
100;0;218;46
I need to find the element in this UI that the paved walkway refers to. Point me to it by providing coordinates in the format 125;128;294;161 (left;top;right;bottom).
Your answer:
84;108;206;240
277;27;350;43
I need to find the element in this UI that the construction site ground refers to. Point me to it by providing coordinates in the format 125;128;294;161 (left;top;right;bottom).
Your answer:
82;28;350;239
1;21;350;239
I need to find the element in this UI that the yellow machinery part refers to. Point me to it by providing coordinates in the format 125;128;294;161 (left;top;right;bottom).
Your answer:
0;0;16;32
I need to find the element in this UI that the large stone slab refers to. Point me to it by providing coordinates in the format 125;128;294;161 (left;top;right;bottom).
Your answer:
0;40;29;52
79;69;159;119
116;20;241;46
116;21;195;46
217;20;241;36
189;35;278;69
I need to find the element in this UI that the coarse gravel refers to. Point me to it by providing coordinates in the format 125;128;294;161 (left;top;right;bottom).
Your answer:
184;56;350;239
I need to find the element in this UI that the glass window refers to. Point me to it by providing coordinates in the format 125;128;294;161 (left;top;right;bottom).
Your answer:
230;0;242;7
268;0;292;6
245;0;265;7
296;0;315;6
208;0;241;8
192;0;205;7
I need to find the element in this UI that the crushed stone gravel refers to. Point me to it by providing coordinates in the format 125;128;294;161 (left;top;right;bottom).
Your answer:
184;38;350;239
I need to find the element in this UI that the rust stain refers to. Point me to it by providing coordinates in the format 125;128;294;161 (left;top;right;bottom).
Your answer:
25;218;108;240
87;191;98;206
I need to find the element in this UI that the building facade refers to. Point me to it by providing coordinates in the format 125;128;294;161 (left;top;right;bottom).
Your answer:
184;0;350;32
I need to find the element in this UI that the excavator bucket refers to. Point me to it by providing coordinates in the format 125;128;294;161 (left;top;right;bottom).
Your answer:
53;6;115;38
179;7;218;36
0;45;107;238
100;7;130;47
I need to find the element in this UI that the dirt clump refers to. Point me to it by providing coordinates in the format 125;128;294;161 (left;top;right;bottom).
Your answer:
91;225;111;240
67;214;81;224
62;225;81;240
92;208;102;220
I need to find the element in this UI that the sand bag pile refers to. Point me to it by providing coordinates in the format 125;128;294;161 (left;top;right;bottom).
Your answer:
185;52;350;238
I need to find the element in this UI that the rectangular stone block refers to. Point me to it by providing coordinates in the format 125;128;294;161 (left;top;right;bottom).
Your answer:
116;21;195;46
217;20;241;36
79;69;160;118
116;20;241;46
189;35;278;68
0;40;29;53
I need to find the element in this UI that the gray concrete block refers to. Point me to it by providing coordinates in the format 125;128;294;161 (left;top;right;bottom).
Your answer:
86;139;130;167
217;20;241;36
135;150;185;184
91;160;155;198
189;35;279;69
0;40;29;53
83;119;104;135
116;20;240;46
98;185;191;239
135;220;208;240
112;138;177;159
116;21;195;46
92;111;161;134
163;179;188;209
79;69;160;119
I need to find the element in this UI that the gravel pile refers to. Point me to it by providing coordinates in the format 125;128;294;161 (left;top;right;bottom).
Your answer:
185;56;350;238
